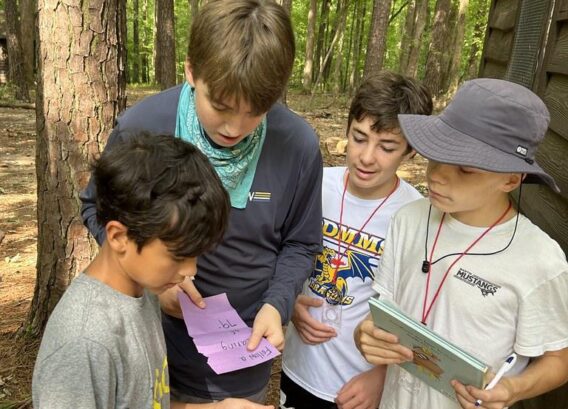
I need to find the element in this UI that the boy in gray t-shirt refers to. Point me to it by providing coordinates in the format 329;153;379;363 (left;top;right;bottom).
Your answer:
32;133;230;409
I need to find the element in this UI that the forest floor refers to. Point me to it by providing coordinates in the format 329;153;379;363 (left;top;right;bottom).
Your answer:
0;87;427;408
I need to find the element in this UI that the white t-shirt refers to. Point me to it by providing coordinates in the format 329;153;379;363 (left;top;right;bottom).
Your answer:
375;198;568;409
283;166;422;401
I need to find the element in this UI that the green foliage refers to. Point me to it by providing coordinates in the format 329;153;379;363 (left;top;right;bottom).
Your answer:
123;0;490;95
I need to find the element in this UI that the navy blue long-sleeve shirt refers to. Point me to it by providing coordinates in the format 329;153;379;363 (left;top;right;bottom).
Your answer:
80;85;323;399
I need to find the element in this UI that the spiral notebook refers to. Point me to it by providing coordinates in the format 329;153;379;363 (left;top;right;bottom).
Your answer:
368;296;489;401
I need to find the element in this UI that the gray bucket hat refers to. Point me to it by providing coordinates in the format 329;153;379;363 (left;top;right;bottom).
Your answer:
398;78;560;192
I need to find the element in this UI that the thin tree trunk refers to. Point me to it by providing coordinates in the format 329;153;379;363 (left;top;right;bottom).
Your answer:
24;0;126;337
363;0;393;80
465;0;489;80
349;0;366;92
132;0;141;83
302;0;317;92
4;0;30;101
332;1;348;93
19;0;35;86
142;0;149;83
155;0;176;89
312;0;348;92
406;0;429;78
190;0;199;21
399;0;417;74
313;0;329;85
423;0;452;97
447;0;469;91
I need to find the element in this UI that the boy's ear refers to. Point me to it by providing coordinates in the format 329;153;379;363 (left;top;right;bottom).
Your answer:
403;148;417;161
105;221;130;253
184;60;195;87
502;173;523;193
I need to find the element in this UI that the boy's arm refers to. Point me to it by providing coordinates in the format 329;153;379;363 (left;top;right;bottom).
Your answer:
33;340;116;409
335;365;387;409
79;125;127;245
453;348;568;409
256;142;323;335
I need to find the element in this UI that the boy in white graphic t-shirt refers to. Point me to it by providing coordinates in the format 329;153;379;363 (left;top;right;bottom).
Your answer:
281;71;433;409
355;79;568;409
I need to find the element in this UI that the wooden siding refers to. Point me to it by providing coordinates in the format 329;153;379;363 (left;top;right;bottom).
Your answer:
480;1;568;408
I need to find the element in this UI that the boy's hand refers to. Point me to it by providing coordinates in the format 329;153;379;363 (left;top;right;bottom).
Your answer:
158;277;205;318
354;315;413;365
248;303;284;351
335;366;386;409
291;294;336;345
452;377;513;409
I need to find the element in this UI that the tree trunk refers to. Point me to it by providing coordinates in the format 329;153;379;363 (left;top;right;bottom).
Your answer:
302;0;317;92
423;0;452;97
446;0;469;91
4;0;30;101
190;0;199;21
155;0;176;89
19;0;35;86
132;0;141;83
24;0;126;338
141;0;150;83
312;0;348;92
313;0;329;85
331;0;348;93
349;0;366;92
278;0;293;14
363;0;393;80
399;0;429;77
464;0;489;80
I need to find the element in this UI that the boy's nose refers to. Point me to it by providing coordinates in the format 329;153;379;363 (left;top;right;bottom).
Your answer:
360;145;375;165
179;258;197;278
427;161;448;184
224;115;245;137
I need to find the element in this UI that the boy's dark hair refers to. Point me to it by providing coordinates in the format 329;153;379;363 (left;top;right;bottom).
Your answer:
348;71;433;137
93;133;229;258
187;0;295;115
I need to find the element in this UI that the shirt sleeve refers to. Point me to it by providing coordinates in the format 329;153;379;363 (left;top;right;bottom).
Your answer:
372;216;397;302
515;270;568;357
261;142;323;324
33;339;117;409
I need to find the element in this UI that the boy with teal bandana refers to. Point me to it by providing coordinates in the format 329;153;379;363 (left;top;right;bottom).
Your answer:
80;0;322;406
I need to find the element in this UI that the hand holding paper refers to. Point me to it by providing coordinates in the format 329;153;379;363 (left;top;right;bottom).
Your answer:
178;292;280;374
249;303;284;351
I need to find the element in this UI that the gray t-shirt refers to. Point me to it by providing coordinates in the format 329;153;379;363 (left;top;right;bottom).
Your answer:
32;273;169;409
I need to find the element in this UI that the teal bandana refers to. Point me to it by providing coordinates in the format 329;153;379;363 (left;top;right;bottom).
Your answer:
175;82;266;209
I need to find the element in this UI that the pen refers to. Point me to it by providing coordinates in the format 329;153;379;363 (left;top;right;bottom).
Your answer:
475;353;517;407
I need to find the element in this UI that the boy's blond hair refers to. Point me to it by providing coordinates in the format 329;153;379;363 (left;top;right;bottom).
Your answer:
188;0;295;115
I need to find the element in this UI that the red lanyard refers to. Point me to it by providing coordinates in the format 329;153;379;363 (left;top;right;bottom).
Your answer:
330;173;400;284
421;201;513;324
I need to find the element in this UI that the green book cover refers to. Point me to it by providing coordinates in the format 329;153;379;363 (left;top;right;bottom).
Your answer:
368;296;489;402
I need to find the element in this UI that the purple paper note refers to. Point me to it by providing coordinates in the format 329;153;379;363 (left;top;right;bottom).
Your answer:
207;339;280;375
178;292;280;374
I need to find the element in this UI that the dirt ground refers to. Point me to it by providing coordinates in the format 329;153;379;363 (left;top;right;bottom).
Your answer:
0;89;427;408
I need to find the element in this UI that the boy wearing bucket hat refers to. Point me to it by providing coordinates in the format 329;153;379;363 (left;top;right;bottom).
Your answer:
354;78;568;409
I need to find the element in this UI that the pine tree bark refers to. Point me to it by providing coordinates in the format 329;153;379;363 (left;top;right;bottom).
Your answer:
302;0;317;92
313;0;329;85
349;0;366;91
4;0;30;101
155;0;177;89
19;0;35;86
363;0;393;80
423;0;452;97
142;0;150;83
24;0;126;337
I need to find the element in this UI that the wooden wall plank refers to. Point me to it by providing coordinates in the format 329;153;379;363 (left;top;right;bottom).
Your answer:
542;74;568;140
547;23;568;75
535;129;568;198
482;60;508;78
490;0;520;31
520;185;568;254
484;30;514;63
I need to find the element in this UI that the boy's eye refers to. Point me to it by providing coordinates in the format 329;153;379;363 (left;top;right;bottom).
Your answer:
381;146;396;153
459;167;473;174
212;104;228;112
352;134;365;143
